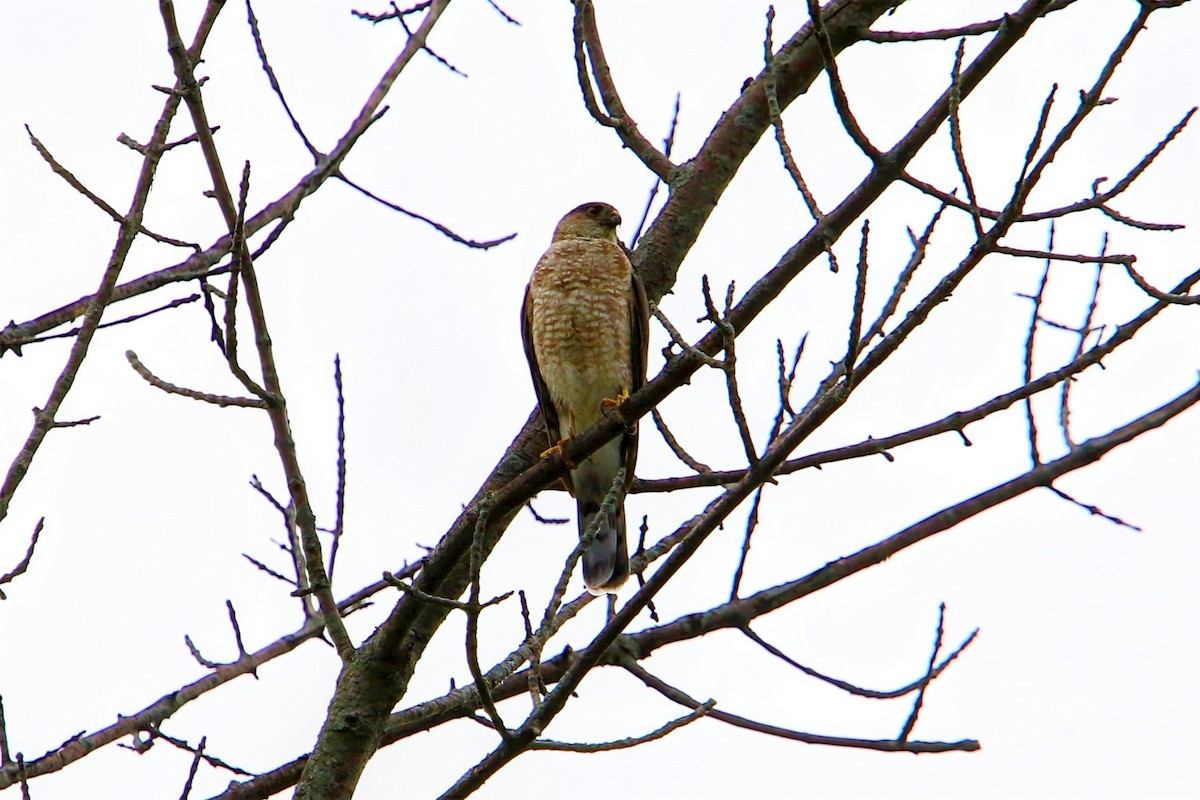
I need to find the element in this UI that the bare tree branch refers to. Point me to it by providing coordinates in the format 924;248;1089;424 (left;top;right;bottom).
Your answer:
126;350;269;408
863;0;1080;42
572;0;676;182
0;518;43;601
624;660;977;753
160;3;356;660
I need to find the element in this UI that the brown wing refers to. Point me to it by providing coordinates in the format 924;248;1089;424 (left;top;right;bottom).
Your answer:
520;280;562;450
620;264;651;492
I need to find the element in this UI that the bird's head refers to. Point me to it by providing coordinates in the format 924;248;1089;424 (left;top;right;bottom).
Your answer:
552;201;622;243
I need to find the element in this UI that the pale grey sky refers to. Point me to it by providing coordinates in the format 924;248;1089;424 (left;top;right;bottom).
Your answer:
0;1;1197;798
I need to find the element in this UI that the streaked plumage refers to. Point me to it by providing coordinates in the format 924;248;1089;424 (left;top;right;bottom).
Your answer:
521;202;649;594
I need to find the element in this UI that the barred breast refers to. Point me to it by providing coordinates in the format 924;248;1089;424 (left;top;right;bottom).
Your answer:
528;238;634;436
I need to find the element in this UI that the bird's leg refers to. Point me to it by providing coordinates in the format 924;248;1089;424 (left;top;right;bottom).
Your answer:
540;438;578;469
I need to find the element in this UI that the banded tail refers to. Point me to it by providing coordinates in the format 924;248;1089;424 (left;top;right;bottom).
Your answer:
578;496;629;595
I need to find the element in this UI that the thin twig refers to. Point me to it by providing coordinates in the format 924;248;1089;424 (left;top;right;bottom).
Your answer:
329;355;348;576
183;635;221;670
633;515;659;622
630;93;681;247
30;294;201;345
245;0;319;157
899;106;1194;231
220;163;268;401
0;695;11;766
742;624;979;700
947;41;983;238
806;0;880;160
898;604;947;742
525;502;568;525
126;351;269;408
0;518;43;600
50;416;99;429
1060;235;1107;446
572;0;675;182
16;754;30;800
152;728;253;776
518;590;543;707
351;2;432;25
225;601;253;667
765;336;806;444
651;409;712;474
872;1;1081;41
1023;225;1054;466
177;735;206;800
379;2;465;76
650;302;724;369
843;220;869;384
465;494;511;739
242;553;296;587
384;572;512;612
1011;84;1058;211
483;0;519;25
624;660;977;753
338;174;517;249
703;277;757;465
1047;486;1141;531
200;278;228;356
257;472;311;618
729;487;764;601
25;126;201;250
182;599;261;677
860;205;944;345
764;4;829;265
529;701;715;751
996;246;1134;265
118;125;221;156
1123;262;1200;305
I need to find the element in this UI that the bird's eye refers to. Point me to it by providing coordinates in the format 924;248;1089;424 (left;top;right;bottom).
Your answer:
587;205;600;216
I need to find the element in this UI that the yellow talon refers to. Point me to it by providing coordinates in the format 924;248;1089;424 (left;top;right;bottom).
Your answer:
541;439;577;469
601;389;630;412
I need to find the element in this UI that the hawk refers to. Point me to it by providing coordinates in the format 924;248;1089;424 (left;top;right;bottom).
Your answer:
521;202;649;595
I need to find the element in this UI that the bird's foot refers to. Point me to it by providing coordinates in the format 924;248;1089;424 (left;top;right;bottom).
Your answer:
601;390;634;430
540;439;577;469
600;389;630;412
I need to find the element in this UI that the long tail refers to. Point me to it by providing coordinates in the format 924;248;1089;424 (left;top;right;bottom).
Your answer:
577;496;629;595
